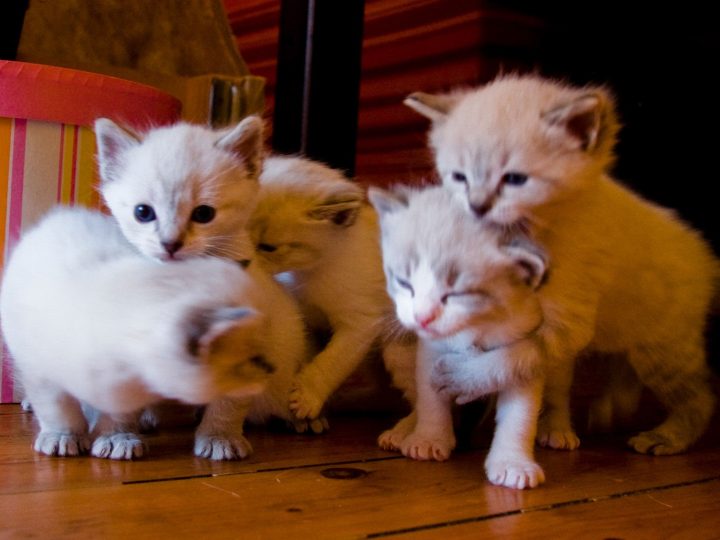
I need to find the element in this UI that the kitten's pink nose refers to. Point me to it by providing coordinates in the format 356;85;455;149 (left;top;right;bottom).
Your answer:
162;240;183;256
415;308;440;329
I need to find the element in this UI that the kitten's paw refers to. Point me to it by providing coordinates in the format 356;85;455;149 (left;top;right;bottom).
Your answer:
400;432;456;461
485;457;545;490
138;407;160;433
91;433;146;460
536;420;580;450
34;432;90;457
377;415;415;451
20;398;33;412
289;380;325;420
628;430;688;456
194;434;253;460
289;416;329;435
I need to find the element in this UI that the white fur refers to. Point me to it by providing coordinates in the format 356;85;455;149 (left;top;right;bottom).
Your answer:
0;207;309;460
96;116;263;262
409;74;719;454
369;186;547;489
249;155;403;421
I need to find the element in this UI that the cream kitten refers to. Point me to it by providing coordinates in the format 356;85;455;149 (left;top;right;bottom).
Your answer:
249;155;400;425
406;74;719;454
0;207;308;460
95;115;263;263
369;185;549;489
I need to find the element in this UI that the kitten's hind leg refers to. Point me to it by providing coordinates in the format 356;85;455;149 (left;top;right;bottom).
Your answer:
378;411;416;451
26;385;90;457
626;343;715;455
91;411;146;460
195;397;253;460
537;357;580;450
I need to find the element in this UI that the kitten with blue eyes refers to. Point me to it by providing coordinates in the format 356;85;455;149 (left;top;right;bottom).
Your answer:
406;73;719;455
95;116;263;263
369;185;549;489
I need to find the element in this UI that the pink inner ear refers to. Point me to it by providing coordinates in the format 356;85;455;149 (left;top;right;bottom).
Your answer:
566;109;599;151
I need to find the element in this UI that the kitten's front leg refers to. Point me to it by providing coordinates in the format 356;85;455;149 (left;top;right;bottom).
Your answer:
485;377;545;490
25;385;90;457
91;410;146;460
399;344;456;461
194;397;253;460
290;322;378;420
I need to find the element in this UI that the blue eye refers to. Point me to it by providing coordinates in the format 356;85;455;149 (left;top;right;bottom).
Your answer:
191;205;216;223
452;171;467;183
134;204;156;223
502;172;528;186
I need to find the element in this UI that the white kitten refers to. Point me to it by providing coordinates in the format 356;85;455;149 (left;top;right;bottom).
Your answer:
407;74;719;454
249;155;404;424
95;116;263;263
0;207;308;460
369;185;548;489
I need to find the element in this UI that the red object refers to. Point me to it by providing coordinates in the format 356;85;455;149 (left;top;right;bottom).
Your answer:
0;60;181;129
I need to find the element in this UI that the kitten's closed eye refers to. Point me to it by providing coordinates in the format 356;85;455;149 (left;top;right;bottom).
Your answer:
257;243;277;253
395;277;414;296
442;289;491;304
134;204;156;223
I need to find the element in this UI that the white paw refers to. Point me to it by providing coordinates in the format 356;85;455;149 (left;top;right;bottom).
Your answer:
400;432;456;461
289;416;329;434
194;434;253;460
34;432;90;457
138;407;161;433
485;457;545;489
91;433;145;460
288;380;325;420
628;430;687;456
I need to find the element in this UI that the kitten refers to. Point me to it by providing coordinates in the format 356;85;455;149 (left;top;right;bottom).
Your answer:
0;207;308;460
369;185;548;489
95;115;263;263
406;74;719;454
249;155;401;424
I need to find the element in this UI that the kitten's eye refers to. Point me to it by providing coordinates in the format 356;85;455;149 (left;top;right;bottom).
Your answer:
257;243;277;252
452;171;467;183
191;205;216;224
134;204;156;223
501;172;528;186
395;277;414;296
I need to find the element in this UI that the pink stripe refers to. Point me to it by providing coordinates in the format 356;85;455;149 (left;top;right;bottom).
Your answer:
70;125;78;205
7;119;25;249
57;124;65;202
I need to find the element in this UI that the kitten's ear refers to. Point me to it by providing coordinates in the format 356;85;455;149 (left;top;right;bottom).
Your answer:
504;240;549;290
94;118;140;182
308;184;365;227
216;115;265;178
187;307;267;364
542;90;616;153
404;91;458;122
367;186;410;219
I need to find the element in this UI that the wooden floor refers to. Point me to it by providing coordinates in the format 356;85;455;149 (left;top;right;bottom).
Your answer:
1;403;719;539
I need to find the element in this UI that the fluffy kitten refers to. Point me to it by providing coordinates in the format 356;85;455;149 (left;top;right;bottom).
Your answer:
95;115;263;263
249;155;400;424
0;207;308;460
369;185;549;489
406;74;719;454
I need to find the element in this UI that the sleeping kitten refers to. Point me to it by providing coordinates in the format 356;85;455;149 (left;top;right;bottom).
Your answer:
95;115;263;263
1;207;308;460
249;155;400;424
369;185;548;489
406;74;719;454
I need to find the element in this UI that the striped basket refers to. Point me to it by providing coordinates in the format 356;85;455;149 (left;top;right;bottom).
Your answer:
0;61;181;402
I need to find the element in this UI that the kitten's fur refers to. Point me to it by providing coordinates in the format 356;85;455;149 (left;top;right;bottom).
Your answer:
406;74;719;454
95;115;263;263
249;155;401;423
369;186;549;489
1;207;308;460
